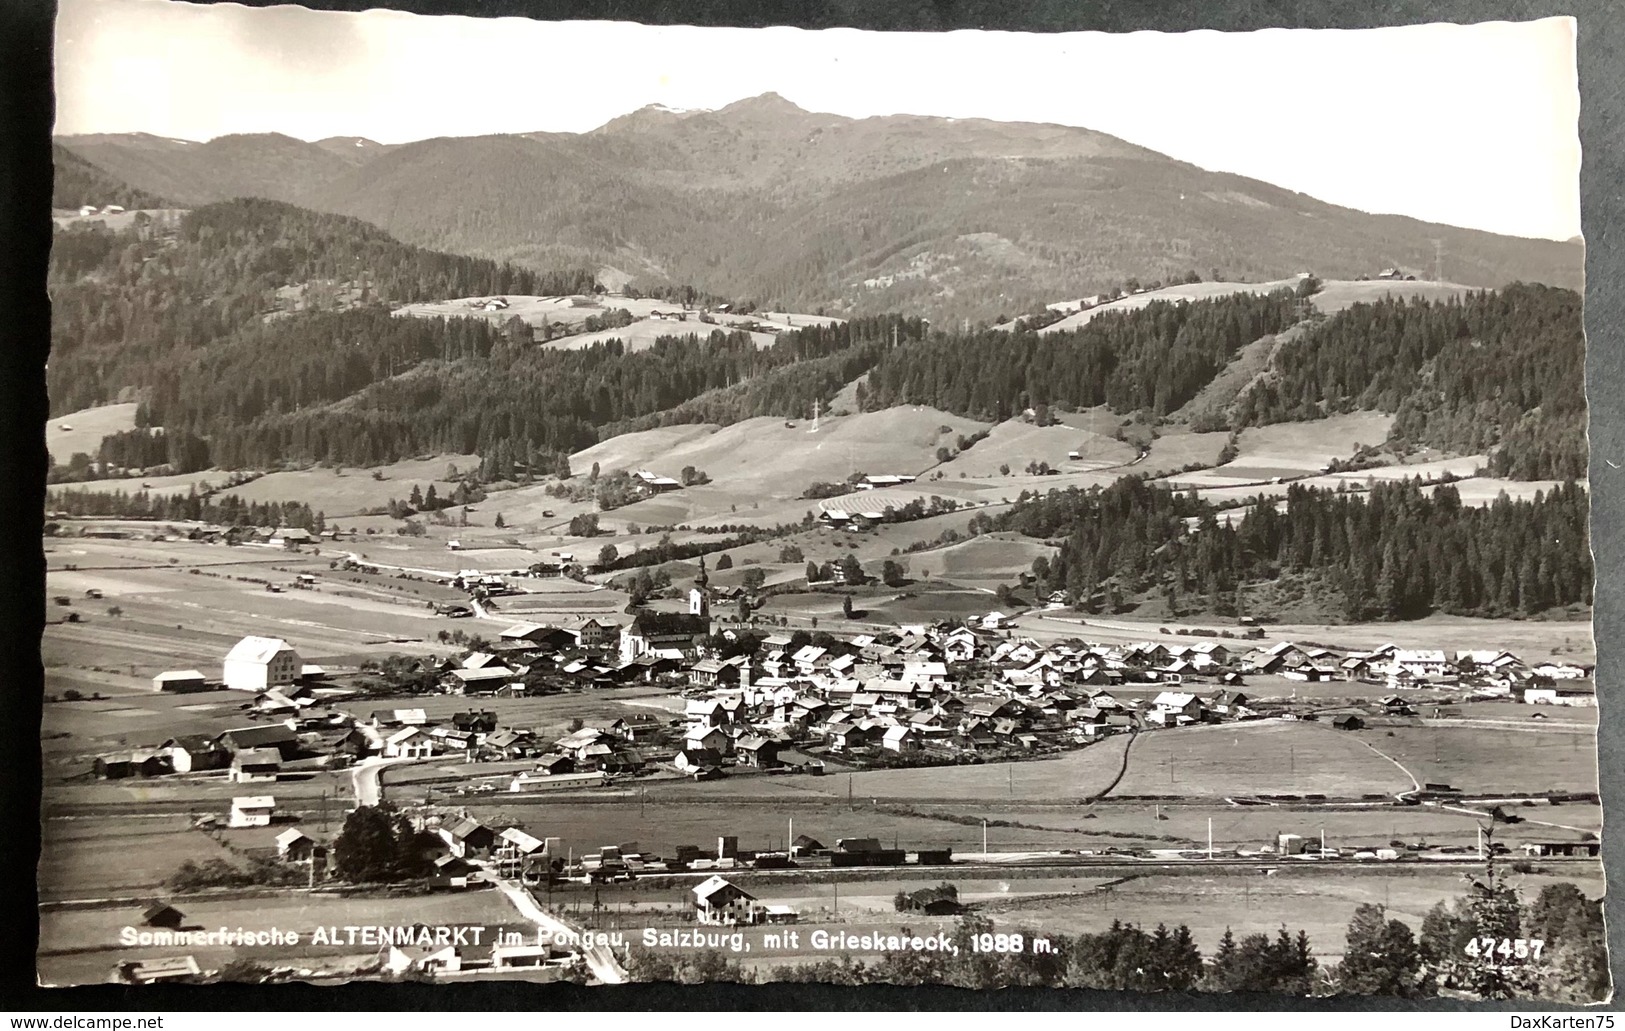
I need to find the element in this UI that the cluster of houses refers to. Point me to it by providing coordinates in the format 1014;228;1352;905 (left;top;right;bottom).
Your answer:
106;605;1594;792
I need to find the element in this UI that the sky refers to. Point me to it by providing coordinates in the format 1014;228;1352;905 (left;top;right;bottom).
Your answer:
53;1;1582;241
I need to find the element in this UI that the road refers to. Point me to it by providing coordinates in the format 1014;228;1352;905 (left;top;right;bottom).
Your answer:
349;756;416;807
490;875;628;984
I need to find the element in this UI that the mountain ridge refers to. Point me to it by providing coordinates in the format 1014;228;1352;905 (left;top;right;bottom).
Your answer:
56;94;1581;322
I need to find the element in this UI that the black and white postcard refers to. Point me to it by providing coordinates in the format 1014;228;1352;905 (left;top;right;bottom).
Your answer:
39;2;1604;1004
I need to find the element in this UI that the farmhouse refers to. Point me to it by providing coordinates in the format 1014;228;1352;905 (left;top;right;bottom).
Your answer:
223;636;302;693
214;724;301;760
93;748;173;779
1522;681;1597;707
693;875;761;925
444;666;516;695
275;828;316;861
1390;649;1450;679
229;748;282;783
228;795;276;828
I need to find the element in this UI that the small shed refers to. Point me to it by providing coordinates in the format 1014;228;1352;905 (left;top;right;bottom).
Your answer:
142;901;185;929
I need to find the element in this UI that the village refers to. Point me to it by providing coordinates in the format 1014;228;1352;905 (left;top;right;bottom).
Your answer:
52;549;1600;986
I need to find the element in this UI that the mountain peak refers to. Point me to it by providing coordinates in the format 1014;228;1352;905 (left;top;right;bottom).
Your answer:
717;92;809;117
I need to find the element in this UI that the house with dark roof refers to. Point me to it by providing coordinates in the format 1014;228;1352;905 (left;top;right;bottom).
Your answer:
213;724;301;760
229;747;282;783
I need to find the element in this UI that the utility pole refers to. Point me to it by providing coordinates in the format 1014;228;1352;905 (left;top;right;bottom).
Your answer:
982;819;988;858
1208;817;1213;860
811;398;820;434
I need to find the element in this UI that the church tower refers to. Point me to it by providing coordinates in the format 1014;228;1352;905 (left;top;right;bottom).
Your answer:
689;556;710;618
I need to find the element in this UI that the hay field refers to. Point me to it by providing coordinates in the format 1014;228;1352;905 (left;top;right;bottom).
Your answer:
571;409;992;501
898;534;1058;584
775;735;1133;802
223;454;481;516
46;403;140;466
1110;722;1411;798
1362;723;1598;795
935;420;1137;478
37;815;244;902
1309;280;1479;315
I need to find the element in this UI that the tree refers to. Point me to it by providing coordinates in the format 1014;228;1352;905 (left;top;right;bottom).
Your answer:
715;553;733;570
494;513;505;529
838;553;864;585
424;484;439;510
779;544;805;563
333;804;435;883
842;595;855;618
588;461;600;482
741;568;767;592
554;454;573;480
881;559;906;587
806;560;820;583
1338;904;1429;997
408;484;423;508
570;513;600;537
598;543;618;568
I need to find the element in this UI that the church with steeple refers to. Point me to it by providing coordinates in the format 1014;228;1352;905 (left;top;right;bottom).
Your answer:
689;556;710;618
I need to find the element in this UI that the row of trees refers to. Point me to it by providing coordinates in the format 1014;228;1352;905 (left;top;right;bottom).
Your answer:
45;485;326;531
989;475;1591;620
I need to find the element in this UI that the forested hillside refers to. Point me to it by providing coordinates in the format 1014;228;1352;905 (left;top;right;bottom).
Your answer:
51;143;172;210
1232;284;1586;479
860;291;1300;418
48;199;596;414
990;476;1591;621
162;314;922;468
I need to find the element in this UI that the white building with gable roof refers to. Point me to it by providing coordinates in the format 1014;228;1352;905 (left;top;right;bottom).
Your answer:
223;636;301;692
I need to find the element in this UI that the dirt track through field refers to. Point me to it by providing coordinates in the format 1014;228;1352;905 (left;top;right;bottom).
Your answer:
1091;729;1138;802
1355;739;1422;798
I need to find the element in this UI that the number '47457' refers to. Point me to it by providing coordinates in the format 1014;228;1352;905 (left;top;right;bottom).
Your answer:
1464;937;1544;961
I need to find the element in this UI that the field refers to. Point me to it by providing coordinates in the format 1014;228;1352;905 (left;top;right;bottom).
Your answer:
38;815;247;902
935;418;1137;478
1108;722;1411;798
896;533;1057;585
392;294;833;348
46;403;140;466
990;863;1604;965
572;409;994;501
1360;723;1599;796
37;886;520;986
221;454;482;517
